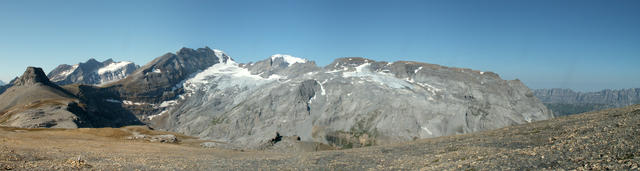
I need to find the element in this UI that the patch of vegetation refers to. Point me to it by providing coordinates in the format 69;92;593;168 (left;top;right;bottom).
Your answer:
210;116;226;125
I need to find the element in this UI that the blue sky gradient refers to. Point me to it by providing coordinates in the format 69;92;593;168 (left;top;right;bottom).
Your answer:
0;0;638;91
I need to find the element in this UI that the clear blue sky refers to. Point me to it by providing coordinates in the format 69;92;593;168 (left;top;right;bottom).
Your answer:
0;0;638;91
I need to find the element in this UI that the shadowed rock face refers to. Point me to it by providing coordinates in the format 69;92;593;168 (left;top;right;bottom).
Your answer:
141;49;553;150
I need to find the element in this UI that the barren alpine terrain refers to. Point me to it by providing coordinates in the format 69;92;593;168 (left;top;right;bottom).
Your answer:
1;104;638;170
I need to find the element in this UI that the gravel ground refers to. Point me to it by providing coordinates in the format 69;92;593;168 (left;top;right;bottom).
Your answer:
1;105;639;170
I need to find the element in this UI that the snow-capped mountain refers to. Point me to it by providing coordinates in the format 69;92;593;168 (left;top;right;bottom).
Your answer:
135;47;553;149
108;47;232;106
47;58;139;85
0;46;552;151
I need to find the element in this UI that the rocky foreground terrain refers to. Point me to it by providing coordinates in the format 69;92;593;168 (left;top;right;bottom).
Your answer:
1;104;638;170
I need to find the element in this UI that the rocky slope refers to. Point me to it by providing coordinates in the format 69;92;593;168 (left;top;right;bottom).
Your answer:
534;88;640;116
1;104;637;170
48;58;139;85
105;47;230;107
0;67;142;128
140;48;553;149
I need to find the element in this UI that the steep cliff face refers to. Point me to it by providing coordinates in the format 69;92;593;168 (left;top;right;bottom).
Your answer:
534;88;640;105
47;58;139;85
534;88;640;116
147;51;552;149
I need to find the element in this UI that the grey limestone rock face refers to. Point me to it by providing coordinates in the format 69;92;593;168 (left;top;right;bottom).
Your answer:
534;88;640;107
149;51;552;149
534;88;640;116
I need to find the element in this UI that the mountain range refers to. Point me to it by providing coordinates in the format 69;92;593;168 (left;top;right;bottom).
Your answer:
534;88;640;116
47;58;139;85
0;47;553;150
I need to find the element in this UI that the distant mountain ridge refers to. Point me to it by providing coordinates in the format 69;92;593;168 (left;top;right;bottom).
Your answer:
48;58;139;85
534;88;640;116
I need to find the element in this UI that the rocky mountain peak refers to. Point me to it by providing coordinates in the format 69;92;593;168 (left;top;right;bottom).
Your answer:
14;67;53;86
84;58;100;64
197;46;214;53
177;47;197;56
102;58;115;65
325;57;375;70
269;54;308;67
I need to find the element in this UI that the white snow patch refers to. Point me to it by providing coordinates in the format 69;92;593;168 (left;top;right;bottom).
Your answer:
122;100;148;106
213;49;227;63
480;71;485;75
414;67;423;73
183;59;280;95
160;100;178;108
58;64;79;78
152;68;161;73
270;54;307;66
213;49;226;58
421;126;433;135
405;78;441;95
105;99;121;103
342;63;413;89
317;80;326;95
148;110;168;120
98;61;133;75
